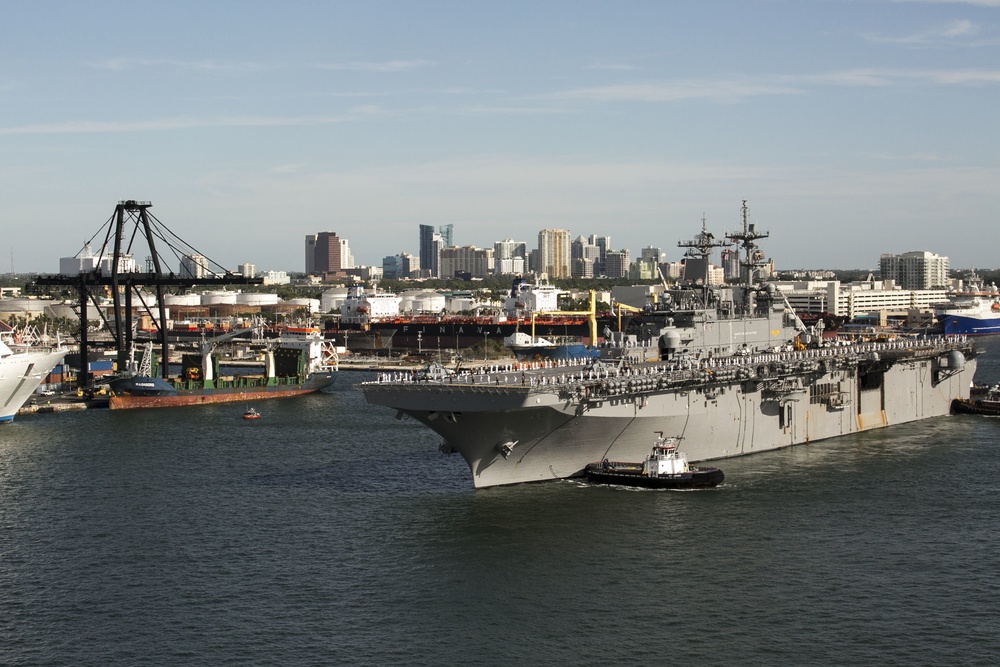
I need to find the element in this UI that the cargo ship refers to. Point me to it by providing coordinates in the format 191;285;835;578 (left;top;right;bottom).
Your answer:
359;202;978;488
107;331;337;409
936;274;1000;335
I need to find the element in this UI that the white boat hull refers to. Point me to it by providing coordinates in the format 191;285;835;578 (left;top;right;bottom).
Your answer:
1;348;66;422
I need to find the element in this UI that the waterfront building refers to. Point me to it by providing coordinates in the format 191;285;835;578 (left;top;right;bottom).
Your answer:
775;279;950;319
880;251;949;290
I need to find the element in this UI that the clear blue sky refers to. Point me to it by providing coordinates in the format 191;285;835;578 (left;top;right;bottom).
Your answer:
3;0;999;274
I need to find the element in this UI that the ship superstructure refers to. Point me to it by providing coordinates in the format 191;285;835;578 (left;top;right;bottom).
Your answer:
359;202;978;489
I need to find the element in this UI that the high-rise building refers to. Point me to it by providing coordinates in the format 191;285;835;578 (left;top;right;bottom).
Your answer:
494;239;527;261
238;263;256;278
313;231;344;276
640;247;663;263
663;262;684;280
538;229;571;279
305;235;317;274
439;224;454;248
400;252;417;278
495;257;526;275
179;253;208;279
419;225;434;272
880;251;950;290
604;249;630;279
419;225;443;277
571;235;601;278
339;238;354;270
589;235;611;275
629;257;657;280
439;246;494;279
493;239;527;276
720;248;740;281
382;255;403;280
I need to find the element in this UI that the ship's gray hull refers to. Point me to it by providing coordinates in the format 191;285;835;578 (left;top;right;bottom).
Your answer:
361;341;977;488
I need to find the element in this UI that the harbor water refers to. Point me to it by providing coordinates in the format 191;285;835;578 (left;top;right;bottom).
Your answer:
3;339;1000;666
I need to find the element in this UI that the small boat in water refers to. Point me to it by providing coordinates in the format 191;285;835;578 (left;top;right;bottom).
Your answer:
952;384;1000;416
243;407;261;420
584;433;724;489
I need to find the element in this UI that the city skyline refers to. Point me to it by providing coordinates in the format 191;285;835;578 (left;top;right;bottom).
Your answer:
3;2;999;273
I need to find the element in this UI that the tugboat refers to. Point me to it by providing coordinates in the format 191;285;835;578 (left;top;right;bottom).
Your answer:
951;384;1000;416
584;433;724;489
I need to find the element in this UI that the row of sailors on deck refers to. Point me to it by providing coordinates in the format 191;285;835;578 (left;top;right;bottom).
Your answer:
372;334;969;386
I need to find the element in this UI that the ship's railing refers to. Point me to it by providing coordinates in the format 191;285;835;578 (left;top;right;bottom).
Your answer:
361;334;972;392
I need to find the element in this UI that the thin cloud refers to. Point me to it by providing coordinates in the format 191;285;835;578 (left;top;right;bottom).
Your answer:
860;19;1000;47
864;151;944;162
315;59;434;72
0;115;352;136
792;67;1000;86
585;63;638;71
546;67;1000;105
544;81;802;104
87;57;268;72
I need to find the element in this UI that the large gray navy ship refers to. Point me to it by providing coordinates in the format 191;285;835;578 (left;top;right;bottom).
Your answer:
359;203;978;488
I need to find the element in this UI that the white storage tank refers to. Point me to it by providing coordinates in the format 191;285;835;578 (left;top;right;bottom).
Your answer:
164;293;201;307
321;287;348;314
44;302;81;320
237;292;279;307
0;298;48;318
202;290;238;305
400;290;445;314
447;297;477;312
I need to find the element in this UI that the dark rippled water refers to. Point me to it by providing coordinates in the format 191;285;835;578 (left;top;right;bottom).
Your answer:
3;339;1000;666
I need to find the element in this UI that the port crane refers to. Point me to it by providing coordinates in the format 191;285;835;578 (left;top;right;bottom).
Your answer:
33;200;262;389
